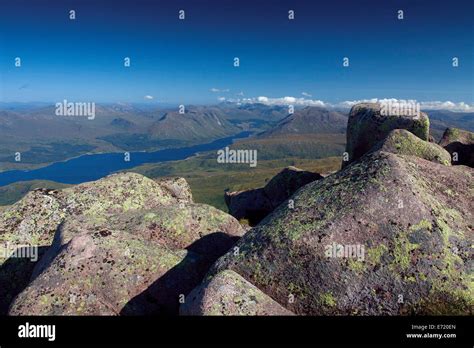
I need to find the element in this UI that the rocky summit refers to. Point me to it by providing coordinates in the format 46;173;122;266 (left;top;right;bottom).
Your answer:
186;152;473;315
184;103;473;316
1;173;244;315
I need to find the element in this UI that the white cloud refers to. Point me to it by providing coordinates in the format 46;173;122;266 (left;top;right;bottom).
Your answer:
242;96;326;107
302;92;312;97
144;95;154;100
334;98;474;112
236;91;244;96
418;100;474;112
224;95;474;112
217;97;226;101
210;88;230;93
334;98;379;108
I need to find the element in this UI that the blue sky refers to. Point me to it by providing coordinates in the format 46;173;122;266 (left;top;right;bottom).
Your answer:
0;0;473;106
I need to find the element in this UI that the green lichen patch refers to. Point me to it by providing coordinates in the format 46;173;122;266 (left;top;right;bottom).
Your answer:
320;292;336;307
373;129;451;166
181;270;293;315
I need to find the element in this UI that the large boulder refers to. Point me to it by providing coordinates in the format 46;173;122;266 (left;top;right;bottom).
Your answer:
3;173;245;315
224;189;272;225
0;173;190;314
371;129;451;166
188;151;473;315
0;173;193;251
9;230;208;315
225;166;322;225
344;103;429;167
32;204;243;279
61;173;192;219
181;270;294;315
438;128;474;167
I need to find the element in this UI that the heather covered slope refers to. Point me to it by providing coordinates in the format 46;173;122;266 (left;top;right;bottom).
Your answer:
185;150;473;315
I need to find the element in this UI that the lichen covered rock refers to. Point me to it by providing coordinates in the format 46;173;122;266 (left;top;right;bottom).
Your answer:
62;172;189;219
0;172;192;253
32;204;244;279
344;103;429;166
371;129;451;166
0;189;66;314
9;230;208;315
153;177;194;203
3;172;245;315
195;151;473;315
181;270;294;315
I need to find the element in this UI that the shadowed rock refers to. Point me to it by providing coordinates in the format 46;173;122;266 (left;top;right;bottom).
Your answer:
439;128;474;167
344;103;429;167
225;166;323;225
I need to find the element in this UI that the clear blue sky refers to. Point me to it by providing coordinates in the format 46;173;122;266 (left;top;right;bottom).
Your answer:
0;0;473;104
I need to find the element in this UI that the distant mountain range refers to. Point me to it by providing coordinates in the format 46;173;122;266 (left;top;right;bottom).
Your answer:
148;107;239;141
0;102;472;172
226;103;289;121
258;107;348;137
